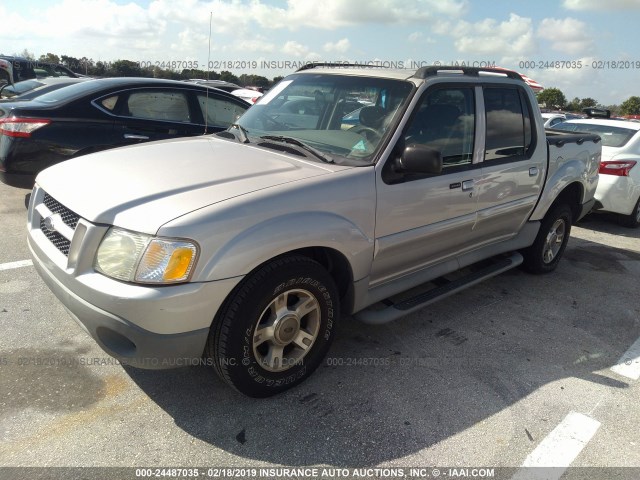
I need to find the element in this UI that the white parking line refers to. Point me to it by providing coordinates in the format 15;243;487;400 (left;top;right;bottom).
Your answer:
611;337;640;380
511;411;601;480
0;259;33;271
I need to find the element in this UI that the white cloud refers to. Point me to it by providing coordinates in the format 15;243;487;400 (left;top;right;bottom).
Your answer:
563;0;640;10
1;0;161;40
233;38;276;54
537;18;594;55
323;38;351;53
451;14;537;57
282;41;309;57
251;0;468;30
408;32;423;43
527;56;605;100
172;28;212;54
408;32;436;44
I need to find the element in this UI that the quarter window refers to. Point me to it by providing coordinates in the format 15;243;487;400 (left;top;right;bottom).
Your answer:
101;95;118;111
484;87;532;161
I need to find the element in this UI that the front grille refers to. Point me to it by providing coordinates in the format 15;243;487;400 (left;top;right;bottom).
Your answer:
43;193;80;229
39;192;81;256
40;218;72;255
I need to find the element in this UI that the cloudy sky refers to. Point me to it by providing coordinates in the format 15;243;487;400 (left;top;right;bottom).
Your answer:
2;0;639;104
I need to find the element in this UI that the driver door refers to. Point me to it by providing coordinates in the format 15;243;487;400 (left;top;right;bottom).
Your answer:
371;86;481;286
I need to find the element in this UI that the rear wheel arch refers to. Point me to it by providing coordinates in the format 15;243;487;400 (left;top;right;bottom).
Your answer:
553;182;584;223
619;194;640;228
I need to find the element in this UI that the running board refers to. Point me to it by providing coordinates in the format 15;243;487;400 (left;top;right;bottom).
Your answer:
355;252;523;325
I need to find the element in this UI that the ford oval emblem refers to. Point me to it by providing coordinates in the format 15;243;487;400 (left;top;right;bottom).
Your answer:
43;215;57;232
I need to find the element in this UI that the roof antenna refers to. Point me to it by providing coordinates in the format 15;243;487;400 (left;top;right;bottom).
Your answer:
204;11;212;134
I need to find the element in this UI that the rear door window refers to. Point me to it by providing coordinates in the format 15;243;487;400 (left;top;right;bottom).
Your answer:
484;87;533;161
123;90;191;122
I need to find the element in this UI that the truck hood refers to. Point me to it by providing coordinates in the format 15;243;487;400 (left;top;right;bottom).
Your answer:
36;136;339;234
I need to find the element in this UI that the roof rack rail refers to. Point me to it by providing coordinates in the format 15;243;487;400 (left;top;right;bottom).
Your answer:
296;62;388;72
413;66;524;81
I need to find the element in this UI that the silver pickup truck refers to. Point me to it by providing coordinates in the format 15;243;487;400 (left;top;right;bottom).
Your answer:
27;65;601;397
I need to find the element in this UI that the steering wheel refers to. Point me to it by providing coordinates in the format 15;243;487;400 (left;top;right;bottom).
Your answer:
349;125;382;143
258;112;292;131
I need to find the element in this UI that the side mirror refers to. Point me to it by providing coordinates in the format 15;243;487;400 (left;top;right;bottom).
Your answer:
397;144;443;174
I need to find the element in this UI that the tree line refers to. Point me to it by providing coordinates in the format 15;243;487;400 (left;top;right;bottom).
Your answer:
536;87;640;116
11;50;640;114
16;50;284;89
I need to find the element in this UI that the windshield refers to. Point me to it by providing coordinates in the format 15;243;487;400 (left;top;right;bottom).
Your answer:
1;79;43;98
234;73;414;164
553;121;638;148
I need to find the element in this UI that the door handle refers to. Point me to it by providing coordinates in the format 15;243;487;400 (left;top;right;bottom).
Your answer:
462;180;474;191
124;134;149;140
529;167;538;177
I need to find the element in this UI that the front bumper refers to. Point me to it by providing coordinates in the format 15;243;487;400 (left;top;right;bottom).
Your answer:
28;187;243;369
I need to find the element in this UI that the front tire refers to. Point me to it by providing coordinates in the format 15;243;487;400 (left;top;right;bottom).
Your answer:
522;204;573;274
206;255;339;397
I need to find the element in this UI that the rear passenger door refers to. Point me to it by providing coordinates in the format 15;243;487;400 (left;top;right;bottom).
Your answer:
371;85;481;286
110;89;204;145
474;86;546;243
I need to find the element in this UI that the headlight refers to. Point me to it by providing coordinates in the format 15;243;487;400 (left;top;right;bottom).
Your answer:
95;228;198;284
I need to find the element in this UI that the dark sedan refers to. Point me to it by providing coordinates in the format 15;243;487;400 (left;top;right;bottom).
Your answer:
0;78;250;188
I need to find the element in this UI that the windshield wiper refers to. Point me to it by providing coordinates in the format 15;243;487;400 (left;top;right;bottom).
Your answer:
230;123;250;144
259;135;334;164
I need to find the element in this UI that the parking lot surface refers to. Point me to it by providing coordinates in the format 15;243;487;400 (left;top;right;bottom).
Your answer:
0;181;639;476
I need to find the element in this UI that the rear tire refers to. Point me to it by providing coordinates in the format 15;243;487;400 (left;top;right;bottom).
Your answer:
522;204;573;274
206;255;339;398
618;196;640;228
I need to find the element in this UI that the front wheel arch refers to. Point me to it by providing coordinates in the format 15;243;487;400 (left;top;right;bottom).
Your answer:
205;254;340;397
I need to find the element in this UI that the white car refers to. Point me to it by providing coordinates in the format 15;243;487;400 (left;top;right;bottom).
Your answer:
554;118;640;227
541;112;566;128
231;88;263;104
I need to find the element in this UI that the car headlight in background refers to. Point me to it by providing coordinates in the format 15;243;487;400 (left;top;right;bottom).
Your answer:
95;228;198;284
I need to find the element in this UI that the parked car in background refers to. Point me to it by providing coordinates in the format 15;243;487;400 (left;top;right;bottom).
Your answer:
185;80;265;103
0;78;249;188
541;112;566;128
231;88;264;104
553;118;640;227
184;79;241;92
0;56;80;84
0;77;89;101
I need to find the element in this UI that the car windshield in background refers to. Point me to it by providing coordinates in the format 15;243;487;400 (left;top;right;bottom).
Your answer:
0;79;43;98
235;74;414;164
553;122;637;148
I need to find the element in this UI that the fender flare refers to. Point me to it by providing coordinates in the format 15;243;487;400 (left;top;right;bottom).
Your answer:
530;157;592;221
198;212;375;283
